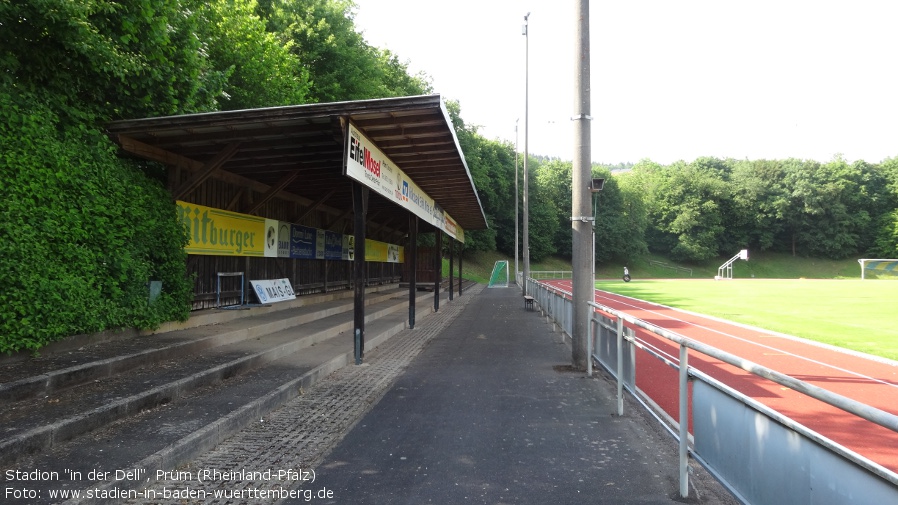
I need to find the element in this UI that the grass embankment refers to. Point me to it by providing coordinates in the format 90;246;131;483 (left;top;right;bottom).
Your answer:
449;250;873;283
442;250;574;284
596;251;864;280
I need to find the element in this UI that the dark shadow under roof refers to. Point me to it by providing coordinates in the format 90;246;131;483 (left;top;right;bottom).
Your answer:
105;94;488;236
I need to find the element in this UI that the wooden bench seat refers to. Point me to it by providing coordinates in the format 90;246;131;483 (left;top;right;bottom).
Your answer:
524;295;535;311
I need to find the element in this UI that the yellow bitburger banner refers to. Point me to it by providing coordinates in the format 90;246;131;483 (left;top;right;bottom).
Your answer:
176;201;403;262
176;201;266;256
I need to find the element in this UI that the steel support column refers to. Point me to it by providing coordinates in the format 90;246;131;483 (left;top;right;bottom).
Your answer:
434;231;442;312
448;237;454;301
352;182;368;364
458;242;464;297
408;214;418;329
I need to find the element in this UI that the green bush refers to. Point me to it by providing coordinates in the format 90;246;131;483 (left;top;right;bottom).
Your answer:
0;89;192;354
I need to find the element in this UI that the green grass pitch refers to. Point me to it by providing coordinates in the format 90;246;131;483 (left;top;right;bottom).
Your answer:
596;279;898;362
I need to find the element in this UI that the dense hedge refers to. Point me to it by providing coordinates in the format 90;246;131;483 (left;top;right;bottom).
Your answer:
0;89;192;354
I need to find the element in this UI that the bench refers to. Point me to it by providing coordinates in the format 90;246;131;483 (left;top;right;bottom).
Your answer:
523;295;535;311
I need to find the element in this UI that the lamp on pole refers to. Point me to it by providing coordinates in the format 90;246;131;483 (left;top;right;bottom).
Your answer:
586;177;604;379
522;11;530;296
514;118;519;285
590;178;605;283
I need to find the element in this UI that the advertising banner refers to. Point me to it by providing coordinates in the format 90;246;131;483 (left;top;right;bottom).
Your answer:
176;201;266;256
263;219;278;257
343;235;354;261
177;201;402;262
315;229;326;259
324;230;343;260
289;224;317;259
276;221;291;258
367;240;401;262
365;239;388;263
250;278;296;304
345;123;464;242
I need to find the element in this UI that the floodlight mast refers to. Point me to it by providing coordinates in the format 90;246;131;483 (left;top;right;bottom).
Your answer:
571;0;592;372
522;12;530;296
514;119;519;284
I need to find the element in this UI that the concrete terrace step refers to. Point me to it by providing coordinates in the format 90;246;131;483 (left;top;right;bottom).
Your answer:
0;286;402;402
4;308;430;505
0;289;437;468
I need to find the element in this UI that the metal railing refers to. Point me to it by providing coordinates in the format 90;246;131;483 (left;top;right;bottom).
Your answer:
525;277;898;504
529;270;573;280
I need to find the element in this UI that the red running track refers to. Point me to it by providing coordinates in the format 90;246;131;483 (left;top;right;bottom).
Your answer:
543;279;898;474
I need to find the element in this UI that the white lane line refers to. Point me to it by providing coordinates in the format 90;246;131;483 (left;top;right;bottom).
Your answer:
589;289;898;390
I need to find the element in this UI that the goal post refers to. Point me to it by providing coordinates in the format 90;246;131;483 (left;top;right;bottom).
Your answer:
488;260;509;288
858;259;898;280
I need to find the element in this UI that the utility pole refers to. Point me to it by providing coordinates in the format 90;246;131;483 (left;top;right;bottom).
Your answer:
571;0;592;370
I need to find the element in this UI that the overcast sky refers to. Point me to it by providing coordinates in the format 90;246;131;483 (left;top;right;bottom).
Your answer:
352;0;897;165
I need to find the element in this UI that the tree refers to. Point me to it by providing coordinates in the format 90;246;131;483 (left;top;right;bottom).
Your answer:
0;0;226;120
872;157;898;256
648;158;730;262
729;159;787;252
445;101;503;253
526;175;560;263
535;160;574;257
256;0;430;102
777;156;882;259
614;170;650;261
197;0;311;110
594;170;647;262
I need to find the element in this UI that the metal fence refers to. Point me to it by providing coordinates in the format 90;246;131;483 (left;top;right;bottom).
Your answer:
647;260;693;277
529;270;573;280
524;277;898;505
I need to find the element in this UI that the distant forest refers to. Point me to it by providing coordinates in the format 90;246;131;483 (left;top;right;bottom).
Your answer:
470;155;898;264
2;0;896;352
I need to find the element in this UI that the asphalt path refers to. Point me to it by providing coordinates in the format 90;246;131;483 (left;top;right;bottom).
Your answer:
286;286;738;504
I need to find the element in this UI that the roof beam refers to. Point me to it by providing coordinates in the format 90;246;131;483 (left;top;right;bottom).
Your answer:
324;207;353;231
226;187;246;211
124;126;333;149
111;133;346;220
114;135;203;171
174;142;241;200
293;189;336;223
372;215;397;238
245;170;300;215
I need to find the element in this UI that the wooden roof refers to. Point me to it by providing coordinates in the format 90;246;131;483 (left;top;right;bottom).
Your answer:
105;94;488;236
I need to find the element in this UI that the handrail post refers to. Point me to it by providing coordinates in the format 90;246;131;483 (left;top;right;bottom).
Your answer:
679;343;689;498
616;315;624;416
587;309;593;377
